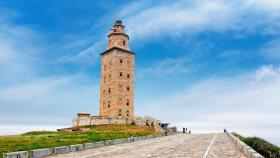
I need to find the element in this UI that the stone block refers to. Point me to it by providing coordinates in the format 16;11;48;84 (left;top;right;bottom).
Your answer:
113;139;123;144
53;146;70;154
30;148;51;158
96;141;105;147
70;144;84;152
105;140;114;145
84;142;98;149
122;138;128;143
3;151;28;158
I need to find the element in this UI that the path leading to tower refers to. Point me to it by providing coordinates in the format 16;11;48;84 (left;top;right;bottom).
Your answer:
46;133;246;158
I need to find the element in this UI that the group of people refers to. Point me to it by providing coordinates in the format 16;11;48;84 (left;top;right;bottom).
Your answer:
182;127;191;134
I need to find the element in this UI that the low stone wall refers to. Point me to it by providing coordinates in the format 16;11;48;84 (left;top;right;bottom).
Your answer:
226;132;264;158
30;148;51;158
3;151;28;158
4;133;177;158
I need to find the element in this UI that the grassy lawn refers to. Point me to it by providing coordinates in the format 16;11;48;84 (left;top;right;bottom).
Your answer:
0;124;156;157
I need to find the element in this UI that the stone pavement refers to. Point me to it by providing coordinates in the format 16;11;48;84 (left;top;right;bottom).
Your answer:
46;133;246;158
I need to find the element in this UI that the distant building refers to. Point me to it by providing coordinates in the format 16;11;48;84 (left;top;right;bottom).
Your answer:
99;19;135;118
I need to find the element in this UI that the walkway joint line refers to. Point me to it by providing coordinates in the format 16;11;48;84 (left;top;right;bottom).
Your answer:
202;133;217;158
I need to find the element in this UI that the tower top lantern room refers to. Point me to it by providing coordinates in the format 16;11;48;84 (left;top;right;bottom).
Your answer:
107;19;130;50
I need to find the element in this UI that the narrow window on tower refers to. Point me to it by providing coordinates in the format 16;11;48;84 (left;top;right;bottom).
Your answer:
127;86;130;91
127;74;130;79
108;101;110;108
108;88;111;93
119;72;123;77
119;109;122;116
123;41;126;46
126;110;129;117
119;98;122;105
119;84;122;92
126;99;129;106
127;60;130;67
120;59;123;64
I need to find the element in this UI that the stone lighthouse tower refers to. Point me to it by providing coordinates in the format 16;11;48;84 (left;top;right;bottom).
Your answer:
99;19;135;118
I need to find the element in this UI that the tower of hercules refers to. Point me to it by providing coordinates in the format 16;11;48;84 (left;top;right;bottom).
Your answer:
99;19;135;118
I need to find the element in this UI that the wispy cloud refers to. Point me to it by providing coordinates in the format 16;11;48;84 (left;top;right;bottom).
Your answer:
140;65;280;145
120;0;280;41
261;40;280;61
137;57;200;78
0;8;100;128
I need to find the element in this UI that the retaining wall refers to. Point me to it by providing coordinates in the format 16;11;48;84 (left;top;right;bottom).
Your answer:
226;132;264;158
4;132;177;158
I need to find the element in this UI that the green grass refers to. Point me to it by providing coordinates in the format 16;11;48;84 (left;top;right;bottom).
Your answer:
0;124;156;158
232;132;280;158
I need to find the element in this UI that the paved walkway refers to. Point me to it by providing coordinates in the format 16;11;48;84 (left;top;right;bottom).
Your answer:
46;133;246;158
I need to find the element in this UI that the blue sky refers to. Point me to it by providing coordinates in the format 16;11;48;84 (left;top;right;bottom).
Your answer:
0;0;280;145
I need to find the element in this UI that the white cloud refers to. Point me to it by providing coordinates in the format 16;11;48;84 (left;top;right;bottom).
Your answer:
137;57;199;78
0;74;100;127
0;12;45;83
120;0;280;40
140;65;280;145
261;40;280;60
0;8;100;129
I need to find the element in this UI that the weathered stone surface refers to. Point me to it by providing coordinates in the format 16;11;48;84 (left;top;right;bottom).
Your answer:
53;146;70;154
69;144;84;152
3;151;28;158
44;133;248;158
84;142;98;149
207;133;246;158
31;148;51;158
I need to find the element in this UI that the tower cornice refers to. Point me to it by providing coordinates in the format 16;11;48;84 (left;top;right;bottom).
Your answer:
108;32;129;39
100;46;135;56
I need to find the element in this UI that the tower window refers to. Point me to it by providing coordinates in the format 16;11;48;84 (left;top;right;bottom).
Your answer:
127;86;130;91
119;84;123;92
127;60;130;67
120;59;123;64
123;41;126;46
108;101;110;108
119;109;122;116
120;72;123;77
126;110;129;117
108;88;111;93
127;74;130;79
119;98;122;105
126;99;129;106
